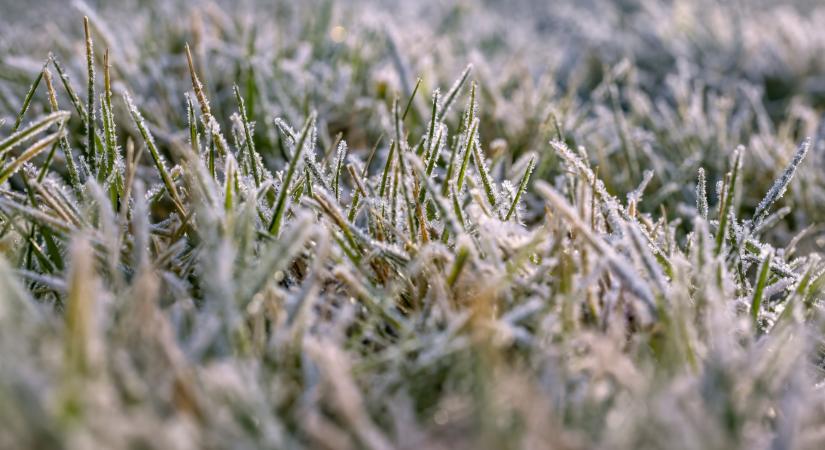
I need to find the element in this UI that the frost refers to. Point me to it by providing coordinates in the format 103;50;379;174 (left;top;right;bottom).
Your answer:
2;2;825;449
696;167;708;219
752;137;811;227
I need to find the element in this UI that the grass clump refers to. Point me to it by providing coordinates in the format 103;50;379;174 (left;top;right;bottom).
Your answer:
1;1;825;449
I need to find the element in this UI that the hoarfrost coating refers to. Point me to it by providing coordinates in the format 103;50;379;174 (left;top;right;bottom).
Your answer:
0;1;825;449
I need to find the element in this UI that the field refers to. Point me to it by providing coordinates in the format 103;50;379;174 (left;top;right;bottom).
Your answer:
2;0;825;448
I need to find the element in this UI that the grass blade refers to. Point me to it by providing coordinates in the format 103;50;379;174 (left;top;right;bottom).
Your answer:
233;84;261;187
123;91;185;216
752;138;811;227
10;61;46;133
0;130;65;184
269;113;315;236
437;64;472;121
504;156;535;221
750;248;773;327
0;111;70;157
84;17;97;172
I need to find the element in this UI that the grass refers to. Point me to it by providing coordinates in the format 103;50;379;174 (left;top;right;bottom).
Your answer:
1;0;825;449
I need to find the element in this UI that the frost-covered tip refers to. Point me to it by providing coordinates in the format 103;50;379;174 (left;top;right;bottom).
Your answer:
84;16;96;168
274;118;297;143
437;64;472;120
752;137;811;226
123;91;157;152
627;170;654;204
696;167;708;219
549;139;595;186
333;140;348;201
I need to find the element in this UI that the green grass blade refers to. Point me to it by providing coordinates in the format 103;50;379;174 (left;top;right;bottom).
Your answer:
402;77;422;121
42;68;82;193
471;132;497;211
233;84;261;187
10;61;46;133
186;93;201;154
379;140;395;199
420;89;440;159
333;140;347;203
269;113;314;236
505;156;535;221
51;57;88;125
123;91;185;215
750;248;773;327
455;118;479;192
84;17;97;172
437;64;472;121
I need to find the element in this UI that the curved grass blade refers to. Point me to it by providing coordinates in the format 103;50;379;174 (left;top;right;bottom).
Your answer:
0;111;70;157
0;130;66;184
